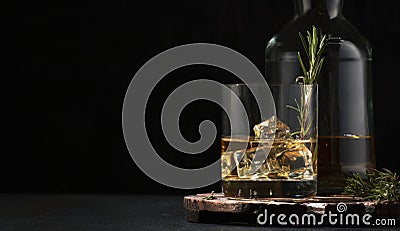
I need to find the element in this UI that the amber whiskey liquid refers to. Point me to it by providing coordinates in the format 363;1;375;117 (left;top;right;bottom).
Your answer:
221;136;317;198
317;135;375;195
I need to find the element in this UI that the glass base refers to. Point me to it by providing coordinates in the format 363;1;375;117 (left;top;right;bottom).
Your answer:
222;179;316;199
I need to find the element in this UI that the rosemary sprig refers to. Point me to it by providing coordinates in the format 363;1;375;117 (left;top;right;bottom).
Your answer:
287;25;326;139
345;168;400;204
203;191;216;200
298;25;327;84
286;87;314;139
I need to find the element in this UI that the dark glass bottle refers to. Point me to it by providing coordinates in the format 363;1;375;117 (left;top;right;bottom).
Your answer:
265;0;375;194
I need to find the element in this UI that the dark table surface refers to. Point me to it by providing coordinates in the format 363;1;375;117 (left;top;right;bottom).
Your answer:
0;194;398;231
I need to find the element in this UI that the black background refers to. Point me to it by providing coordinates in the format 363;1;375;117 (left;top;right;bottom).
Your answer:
12;0;400;195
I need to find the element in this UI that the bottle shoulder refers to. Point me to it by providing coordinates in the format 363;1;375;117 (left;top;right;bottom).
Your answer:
265;16;372;60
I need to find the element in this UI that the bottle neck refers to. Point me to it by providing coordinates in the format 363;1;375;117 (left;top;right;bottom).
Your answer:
294;0;343;18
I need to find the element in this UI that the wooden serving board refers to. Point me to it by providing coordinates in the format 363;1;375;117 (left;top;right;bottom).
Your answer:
184;193;400;227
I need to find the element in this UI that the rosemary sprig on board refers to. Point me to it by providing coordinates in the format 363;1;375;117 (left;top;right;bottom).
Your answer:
203;191;216;200
345;168;400;204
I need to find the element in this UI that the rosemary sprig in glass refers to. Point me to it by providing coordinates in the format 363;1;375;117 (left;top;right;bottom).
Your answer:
298;25;327;84
286;86;315;139
345;168;400;204
287;25;327;139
